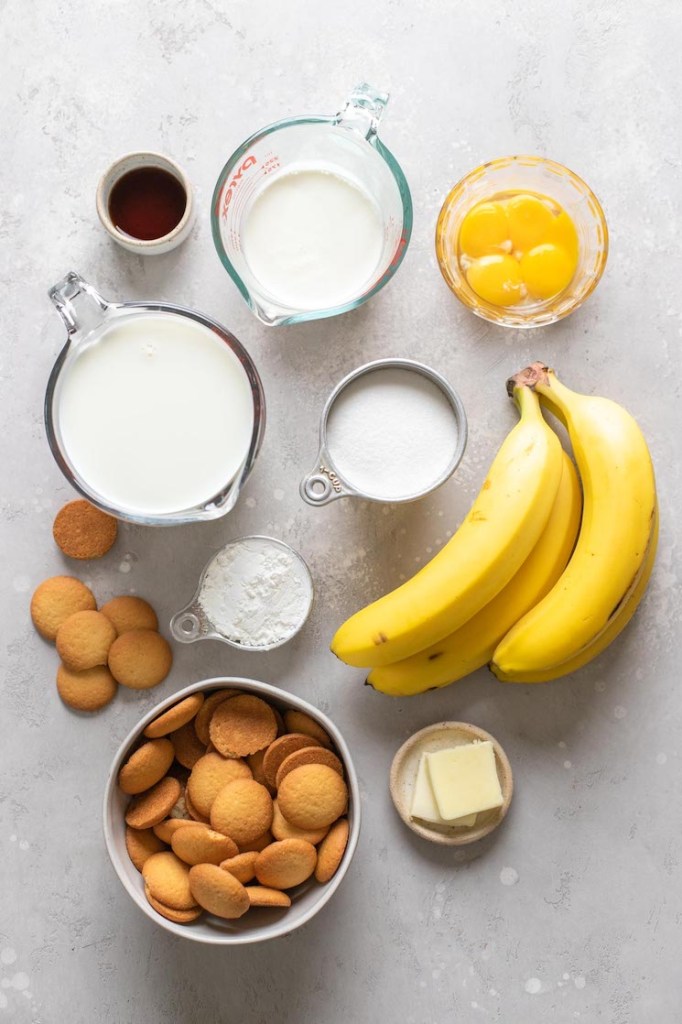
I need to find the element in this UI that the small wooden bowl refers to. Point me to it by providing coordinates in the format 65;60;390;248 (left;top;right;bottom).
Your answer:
390;721;513;846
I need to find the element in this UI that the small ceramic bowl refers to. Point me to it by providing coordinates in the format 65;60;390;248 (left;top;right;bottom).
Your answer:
390;721;513;846
103;677;361;944
96;151;195;255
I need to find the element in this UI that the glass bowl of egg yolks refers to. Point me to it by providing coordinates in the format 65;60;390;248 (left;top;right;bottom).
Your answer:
435;155;608;328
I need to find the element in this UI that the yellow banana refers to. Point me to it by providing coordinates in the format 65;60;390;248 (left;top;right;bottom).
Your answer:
331;383;564;668
367;450;581;696
494;504;658;683
491;363;657;680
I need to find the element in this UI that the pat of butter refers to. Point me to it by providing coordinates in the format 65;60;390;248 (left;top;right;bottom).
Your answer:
410;754;477;827
426;741;503;821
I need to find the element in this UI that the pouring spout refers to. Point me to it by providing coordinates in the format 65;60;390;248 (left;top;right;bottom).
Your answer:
335;83;390;140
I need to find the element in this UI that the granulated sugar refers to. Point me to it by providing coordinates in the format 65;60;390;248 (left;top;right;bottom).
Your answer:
198;538;312;647
325;367;460;500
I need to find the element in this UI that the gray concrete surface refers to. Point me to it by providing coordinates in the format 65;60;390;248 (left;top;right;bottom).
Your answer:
1;1;681;1021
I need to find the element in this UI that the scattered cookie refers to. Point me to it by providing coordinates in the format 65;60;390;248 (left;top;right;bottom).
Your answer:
193;689;240;746
153;818;198;844
247;748;270;790
219;851;258;884
275;746;345;788
237;830;274;854
52;499;118;560
56;663;117;712
125;826;166;872
187;752;253;818
188;863;249;919
144;693;204;739
170;721;206;770
56;610;117;671
142;851;197;910
118;738;175;796
278;764;348;831
101;595;158;635
125;776;182;830
171;825;238;866
144;885;203;924
31;576;97;641
247;886;291;909
271;799;329;845
262;733;321;789
108;629;172;689
283;710;332;749
315;818;349;883
255;838;317;890
184;787;210;823
210;779;273;847
209;695;277;758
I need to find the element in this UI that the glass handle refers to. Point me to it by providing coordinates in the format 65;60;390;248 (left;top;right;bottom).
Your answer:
335;82;390;140
48;271;110;337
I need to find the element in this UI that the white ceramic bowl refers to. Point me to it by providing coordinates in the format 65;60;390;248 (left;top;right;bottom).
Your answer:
103;677;361;944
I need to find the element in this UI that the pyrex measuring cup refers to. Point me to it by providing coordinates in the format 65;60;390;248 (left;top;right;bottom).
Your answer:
45;272;266;526
211;83;412;326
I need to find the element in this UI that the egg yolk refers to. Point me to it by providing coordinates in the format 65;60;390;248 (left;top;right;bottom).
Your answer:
466;255;525;307
520;244;575;300
457;191;578;308
504;194;554;253
458;202;510;257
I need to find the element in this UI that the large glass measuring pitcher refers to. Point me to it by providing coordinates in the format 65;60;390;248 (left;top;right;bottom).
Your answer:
211;83;413;326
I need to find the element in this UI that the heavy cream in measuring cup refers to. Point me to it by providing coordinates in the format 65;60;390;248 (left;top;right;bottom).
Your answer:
58;314;254;514
241;169;384;310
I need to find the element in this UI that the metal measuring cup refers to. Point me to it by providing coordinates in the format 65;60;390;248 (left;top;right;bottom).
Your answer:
300;358;468;506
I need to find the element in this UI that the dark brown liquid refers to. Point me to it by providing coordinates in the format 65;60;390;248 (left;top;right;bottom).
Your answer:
108;166;187;241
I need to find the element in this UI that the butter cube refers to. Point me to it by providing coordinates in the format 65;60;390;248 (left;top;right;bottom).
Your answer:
410;753;477;827
426;742;503;821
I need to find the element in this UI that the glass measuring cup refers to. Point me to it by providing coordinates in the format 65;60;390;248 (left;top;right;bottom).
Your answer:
300;358;468;505
211;83;413;326
45;272;266;526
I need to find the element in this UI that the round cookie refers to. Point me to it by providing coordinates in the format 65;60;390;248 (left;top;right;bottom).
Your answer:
247;886;291;908
171;721;207;769
184;787;210;824
271;799;329;845
283;710;332;749
219;851;258;884
188;863;249;920
194;689;241;746
246;748;271;790
125;776;182;830
262;733;321;788
210;779;273;846
31;576;97;641
145;886;202;924
56;610;116;671
108;630;172;689
144;693;204;739
56;663;117;712
209;695;277;758
119;738;175;796
153;818;198;844
275;746;344;788
238;831;273;854
142;851;196;910
101;596;158;635
315;817;349;883
52;500;118;560
171;825;238;866
277;764;348;831
187;752;252;818
125;826;166;871
255;838;317;890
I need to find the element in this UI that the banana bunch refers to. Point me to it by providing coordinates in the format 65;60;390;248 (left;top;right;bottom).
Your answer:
330;363;657;694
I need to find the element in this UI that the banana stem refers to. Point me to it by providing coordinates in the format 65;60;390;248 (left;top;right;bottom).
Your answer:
507;362;575;426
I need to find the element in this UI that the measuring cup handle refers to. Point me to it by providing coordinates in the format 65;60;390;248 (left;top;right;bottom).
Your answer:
170;606;203;643
48;271;110;337
335;83;390;140
300;459;351;506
